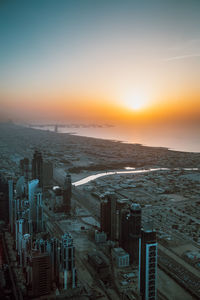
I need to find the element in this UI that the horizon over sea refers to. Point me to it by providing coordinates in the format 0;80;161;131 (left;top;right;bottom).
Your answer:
30;124;200;153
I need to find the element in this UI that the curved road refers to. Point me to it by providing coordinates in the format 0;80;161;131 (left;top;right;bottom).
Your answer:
72;167;199;186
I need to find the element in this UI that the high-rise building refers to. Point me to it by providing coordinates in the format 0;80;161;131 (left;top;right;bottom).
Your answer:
46;238;60;283
20;158;30;183
28;252;51;298
21;233;32;268
110;193;117;240
115;199;127;241
32;150;43;189
119;203;141;264
8;179;14;233
100;198;111;237
0;174;9;223
129;203;141;263
33;235;77;289
139;228;157;300
119;208;129;250
63;174;72;214
16;176;26;199
15;218;25;256
100;193;117;241
59;233;77;290
28;179;43;233
43;161;53;189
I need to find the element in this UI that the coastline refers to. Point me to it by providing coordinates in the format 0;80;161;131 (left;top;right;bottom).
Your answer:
29;124;200;154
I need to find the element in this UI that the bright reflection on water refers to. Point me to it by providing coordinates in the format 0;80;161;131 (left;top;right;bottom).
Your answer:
72;168;198;187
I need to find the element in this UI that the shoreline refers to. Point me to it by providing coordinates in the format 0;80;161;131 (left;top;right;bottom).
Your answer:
27;125;200;154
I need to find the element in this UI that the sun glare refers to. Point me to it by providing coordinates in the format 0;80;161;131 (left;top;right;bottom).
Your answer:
125;91;149;111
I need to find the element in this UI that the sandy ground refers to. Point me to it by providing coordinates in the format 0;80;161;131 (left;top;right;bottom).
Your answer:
159;244;200;278
158;268;194;300
171;242;200;257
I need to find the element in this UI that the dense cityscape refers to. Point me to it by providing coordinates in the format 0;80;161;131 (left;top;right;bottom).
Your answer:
1;0;200;299
0;123;200;300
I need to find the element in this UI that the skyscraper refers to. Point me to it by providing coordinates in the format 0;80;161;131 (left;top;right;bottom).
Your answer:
119;203;141;264
46;238;60;283
28;252;51;297
21;233;32;268
0;174;9;223
100;193;117;241
129;203;142;263
110;193;117;241
8;179;14;233
119;208;129;251
139;228;157;300
59;233;77;290
100;198;111;237
32;150;43;189
20;158;30;183
63;174;72;214
28;179;43;233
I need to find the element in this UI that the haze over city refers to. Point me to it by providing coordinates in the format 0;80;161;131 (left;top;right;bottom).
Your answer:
1;2;200;300
0;0;200;151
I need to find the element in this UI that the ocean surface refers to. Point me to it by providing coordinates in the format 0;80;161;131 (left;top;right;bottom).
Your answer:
31;125;200;153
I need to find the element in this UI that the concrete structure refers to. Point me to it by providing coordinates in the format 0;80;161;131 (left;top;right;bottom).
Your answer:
43;161;53;189
20;158;30;183
8;179;14;232
112;247;130;268
88;252;110;282
100;192;117;241
139;228;157;300
0;174;9;223
95;230;107;243
46;237;60;283
27;252;51;298
28;179;43;233
119;203;141;264
63;174;72;214
59;233;77;290
15;218;24;257
21;233;32;267
16;176;26;199
32;150;43;189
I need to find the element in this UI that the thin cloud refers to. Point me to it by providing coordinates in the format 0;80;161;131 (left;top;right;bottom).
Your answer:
164;54;200;61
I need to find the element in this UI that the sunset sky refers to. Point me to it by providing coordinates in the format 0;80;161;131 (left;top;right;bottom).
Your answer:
0;0;200;142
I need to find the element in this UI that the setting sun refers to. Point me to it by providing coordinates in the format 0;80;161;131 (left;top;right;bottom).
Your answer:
124;91;149;111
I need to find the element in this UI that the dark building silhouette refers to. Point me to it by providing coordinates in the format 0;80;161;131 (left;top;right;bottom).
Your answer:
20;158;30;182
8;179;14;233
34;234;77;290
43;161;53;189
119;203;141;264
129;203;141;263
59;233;77;289
139;228;157;300
115;199;127;241
28;252;51;298
63;174;72;214
0;174;9;223
119;208;129;250
100;198;111;236
32;150;43;189
88;252;110;282
100;193;117;240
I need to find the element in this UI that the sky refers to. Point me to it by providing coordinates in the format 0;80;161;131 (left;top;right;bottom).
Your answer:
0;0;200;135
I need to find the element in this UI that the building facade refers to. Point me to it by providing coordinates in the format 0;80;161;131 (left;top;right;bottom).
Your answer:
139;229;157;300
